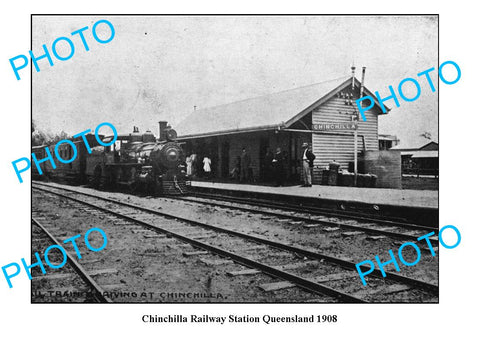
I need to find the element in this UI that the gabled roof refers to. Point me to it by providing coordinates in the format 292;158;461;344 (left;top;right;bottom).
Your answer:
175;76;387;138
419;141;439;151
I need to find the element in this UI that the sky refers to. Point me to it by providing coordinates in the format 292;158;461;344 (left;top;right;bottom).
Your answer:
32;15;438;147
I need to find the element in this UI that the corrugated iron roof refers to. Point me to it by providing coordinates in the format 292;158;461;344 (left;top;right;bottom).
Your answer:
399;151;416;156
175;76;386;138
411;150;438;158
390;139;438;151
378;134;398;141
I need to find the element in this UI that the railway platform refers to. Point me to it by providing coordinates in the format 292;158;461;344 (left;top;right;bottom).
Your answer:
189;181;438;227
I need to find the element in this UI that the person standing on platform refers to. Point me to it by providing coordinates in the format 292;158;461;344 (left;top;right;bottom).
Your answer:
272;147;285;187
230;155;241;180
190;153;198;178
203;155;212;179
301;142;315;187
265;148;274;182
240;148;251;183
186;154;193;177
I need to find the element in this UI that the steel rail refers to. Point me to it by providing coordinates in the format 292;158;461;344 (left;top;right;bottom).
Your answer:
167;195;437;243
32;217;112;303
33;183;439;295
33;181;435;243
188;191;438;231
33;185;365;303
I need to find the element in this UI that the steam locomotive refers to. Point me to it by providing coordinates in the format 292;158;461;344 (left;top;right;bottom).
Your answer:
32;121;188;195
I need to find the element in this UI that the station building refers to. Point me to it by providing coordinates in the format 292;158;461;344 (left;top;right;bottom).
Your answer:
175;75;399;187
390;140;438;177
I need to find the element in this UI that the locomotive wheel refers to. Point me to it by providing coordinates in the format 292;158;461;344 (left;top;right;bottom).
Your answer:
128;168;139;193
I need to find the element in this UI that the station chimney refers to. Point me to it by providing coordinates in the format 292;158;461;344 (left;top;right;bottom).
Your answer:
351;65;356;90
360;67;366;100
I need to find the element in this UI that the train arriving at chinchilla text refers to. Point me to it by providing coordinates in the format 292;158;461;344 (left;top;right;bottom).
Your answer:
32;121;188;195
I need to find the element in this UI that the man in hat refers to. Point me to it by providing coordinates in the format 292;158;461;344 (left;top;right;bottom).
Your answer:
272;147;285;187
301;143;315;187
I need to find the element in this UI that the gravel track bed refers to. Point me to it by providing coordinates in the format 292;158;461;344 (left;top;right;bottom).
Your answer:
32;182;438;302
33;189;334;303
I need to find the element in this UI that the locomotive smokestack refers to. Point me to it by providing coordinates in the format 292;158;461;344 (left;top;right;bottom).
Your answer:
158;121;168;141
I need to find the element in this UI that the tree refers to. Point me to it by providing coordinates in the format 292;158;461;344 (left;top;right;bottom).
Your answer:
32;119;69;146
420;132;432;140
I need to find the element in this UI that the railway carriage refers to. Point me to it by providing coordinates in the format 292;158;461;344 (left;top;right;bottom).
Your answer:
42;134;97;183
31;145;48;179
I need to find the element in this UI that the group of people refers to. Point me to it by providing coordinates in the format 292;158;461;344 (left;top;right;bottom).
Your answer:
185;142;316;187
266;143;315;187
230;143;315;187
185;153;212;179
262;143;315;187
230;148;253;183
233;147;286;185
258;147;289;187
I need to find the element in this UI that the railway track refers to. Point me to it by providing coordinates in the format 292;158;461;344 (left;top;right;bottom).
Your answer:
31;217;112;303
184;191;437;230
33;181;438;302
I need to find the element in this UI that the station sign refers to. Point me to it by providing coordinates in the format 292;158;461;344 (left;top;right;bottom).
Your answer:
312;122;357;131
